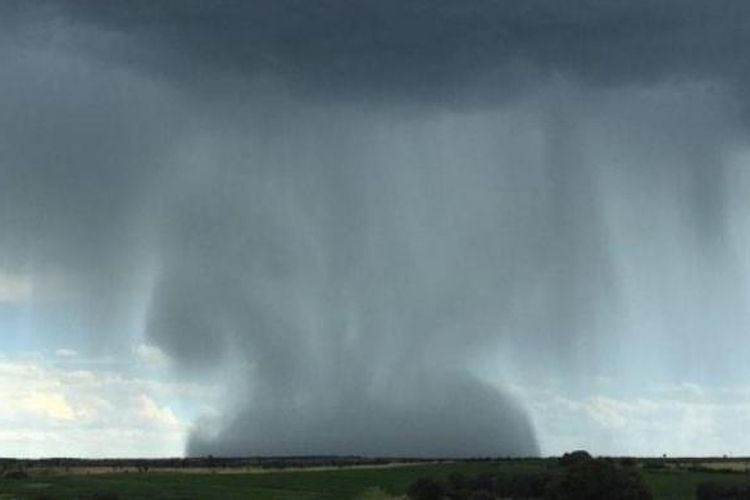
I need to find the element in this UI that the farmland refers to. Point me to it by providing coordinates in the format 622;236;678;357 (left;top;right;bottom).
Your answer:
2;457;750;499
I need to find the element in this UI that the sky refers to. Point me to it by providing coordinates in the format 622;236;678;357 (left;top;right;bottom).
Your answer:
2;1;750;458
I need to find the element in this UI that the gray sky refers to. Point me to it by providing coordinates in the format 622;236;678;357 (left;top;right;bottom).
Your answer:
2;1;750;457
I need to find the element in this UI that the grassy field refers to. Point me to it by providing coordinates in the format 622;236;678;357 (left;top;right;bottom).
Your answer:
643;467;750;500
1;459;749;499
0;461;516;500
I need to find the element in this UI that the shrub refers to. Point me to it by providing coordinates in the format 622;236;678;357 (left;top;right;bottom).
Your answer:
696;482;722;500
510;472;549;498
696;481;750;500
559;450;593;467
466;474;495;493
3;469;29;479
546;457;652;500
407;470;554;499
406;477;448;500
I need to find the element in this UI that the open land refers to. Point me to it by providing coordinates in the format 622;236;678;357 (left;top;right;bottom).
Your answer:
2;456;750;499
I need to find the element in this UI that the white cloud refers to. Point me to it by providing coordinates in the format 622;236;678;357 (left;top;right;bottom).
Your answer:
0;355;217;458
585;397;630;430
20;392;77;421
134;343;173;370
516;382;750;457
135;394;182;429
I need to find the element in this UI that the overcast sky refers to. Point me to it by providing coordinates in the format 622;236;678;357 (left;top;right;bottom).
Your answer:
3;1;750;458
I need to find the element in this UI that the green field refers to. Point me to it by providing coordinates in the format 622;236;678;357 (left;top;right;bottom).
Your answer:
1;460;749;499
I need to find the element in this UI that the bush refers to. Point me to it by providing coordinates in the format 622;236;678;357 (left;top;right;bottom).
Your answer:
3;469;29;479
407;470;552;499
696;482;722;500
405;455;650;500
510;472;549;498
466;474;495;493
696;481;750;500
546;458;652;500
406;477;448;500
559;450;593;467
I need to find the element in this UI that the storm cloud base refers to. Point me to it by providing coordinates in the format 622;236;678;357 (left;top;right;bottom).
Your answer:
188;370;538;458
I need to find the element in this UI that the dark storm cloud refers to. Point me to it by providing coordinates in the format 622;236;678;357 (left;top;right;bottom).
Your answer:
8;0;750;105
4;1;750;457
0;40;193;348
143;109;549;456
190;370;537;457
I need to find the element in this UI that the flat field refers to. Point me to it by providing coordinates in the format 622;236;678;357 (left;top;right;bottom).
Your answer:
2;458;749;499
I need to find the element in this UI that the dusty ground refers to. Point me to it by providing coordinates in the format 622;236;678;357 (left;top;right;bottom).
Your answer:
694;460;750;472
